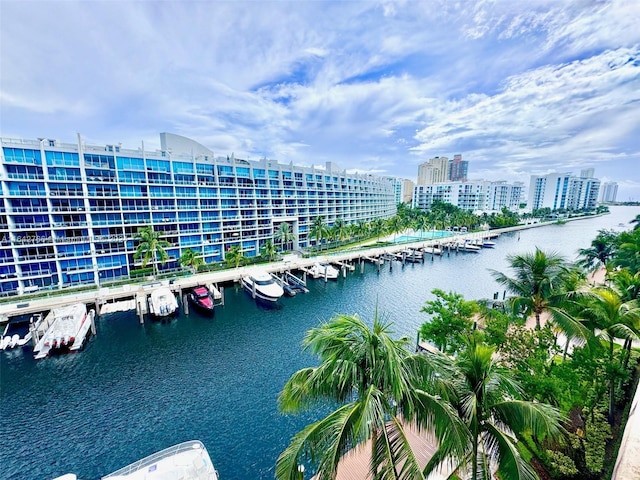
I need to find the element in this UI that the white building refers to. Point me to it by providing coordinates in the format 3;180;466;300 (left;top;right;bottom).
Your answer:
528;172;601;211
599;182;618;203
412;180;523;212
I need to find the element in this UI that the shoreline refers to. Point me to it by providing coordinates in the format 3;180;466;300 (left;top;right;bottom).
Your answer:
0;213;607;321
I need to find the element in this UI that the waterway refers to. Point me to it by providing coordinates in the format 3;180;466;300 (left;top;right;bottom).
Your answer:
1;206;639;480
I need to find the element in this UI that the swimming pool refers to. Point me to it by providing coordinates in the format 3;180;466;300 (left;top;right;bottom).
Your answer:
393;230;455;243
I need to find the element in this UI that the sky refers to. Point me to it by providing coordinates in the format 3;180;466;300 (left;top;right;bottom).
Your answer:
1;0;639;201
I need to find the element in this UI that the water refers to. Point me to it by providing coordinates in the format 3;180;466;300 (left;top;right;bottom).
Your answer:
2;206;639;480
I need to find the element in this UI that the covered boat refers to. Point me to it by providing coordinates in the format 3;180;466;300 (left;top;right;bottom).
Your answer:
148;287;179;318
308;262;339;279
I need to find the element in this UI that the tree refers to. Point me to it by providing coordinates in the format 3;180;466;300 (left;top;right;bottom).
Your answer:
388;215;405;241
630;214;640;230
276;313;468;480
225;245;246;268
491;248;588;343
578;229;618;272
134;226;171;278
330;218;349;245
275;222;295;252
310;216;328;250
260;239;278;262
178;248;203;274
424;340;564;480
370;217;388;242
579;287;640;423
419;289;479;355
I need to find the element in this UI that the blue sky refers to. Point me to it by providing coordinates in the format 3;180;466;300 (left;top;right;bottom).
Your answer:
1;0;639;200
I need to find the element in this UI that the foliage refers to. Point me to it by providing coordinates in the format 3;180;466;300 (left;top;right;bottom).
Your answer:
134;226;171;277
578;229;618;271
224;245;246;268
583;411;612;474
419;289;479;355
260;239;279;262
179;248;203;273
545;449;578;478
276;312;468;480
275;222;295;251
129;267;154;278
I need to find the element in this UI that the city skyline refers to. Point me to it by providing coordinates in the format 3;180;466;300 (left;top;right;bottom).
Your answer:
1;1;639;200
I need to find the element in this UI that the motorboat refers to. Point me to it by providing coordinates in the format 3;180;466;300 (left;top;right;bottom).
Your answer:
188;285;215;315
148;287;179;318
52;440;218;480
400;249;423;262
308;262;340;279
1;313;43;350
481;239;496;248
33;303;94;359
241;270;284;302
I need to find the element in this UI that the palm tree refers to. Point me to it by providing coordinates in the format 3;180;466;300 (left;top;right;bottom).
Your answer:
388;215;405;241
276;313;468;480
491;248;587;340
134;226;171;278
630;214;640;230
225;245;245;268
578;229;617;272
178;248;203;274
370;217;388;242
424;340;564;480
310;216;327;251
331;218;348;244
413;215;431;238
275;222;295;252
260;239;278;262
579;287;640;422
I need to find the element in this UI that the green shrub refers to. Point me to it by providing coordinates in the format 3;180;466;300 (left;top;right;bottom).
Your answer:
546;449;578;478
584;411;612;474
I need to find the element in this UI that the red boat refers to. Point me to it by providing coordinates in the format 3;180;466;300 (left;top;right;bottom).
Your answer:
188;286;215;315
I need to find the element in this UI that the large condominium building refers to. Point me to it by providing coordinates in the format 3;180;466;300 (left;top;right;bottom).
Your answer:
402;179;415;204
417;156;449;185
0;133;396;296
528;172;601;211
412;180;523;212
599;182;618;203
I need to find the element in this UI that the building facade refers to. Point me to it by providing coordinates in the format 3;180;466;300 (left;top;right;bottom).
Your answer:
417;156;449;185
448;154;468;182
0;134;396;296
412;180;523;212
599;182;618;203
527;172;601;211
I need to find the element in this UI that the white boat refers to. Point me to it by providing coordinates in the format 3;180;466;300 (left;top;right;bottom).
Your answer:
148;287;179;318
241;270;284;302
400;249;423;262
308;262;340;279
481;239;496;248
52;440;218;480
33;304;93;359
1;313;44;350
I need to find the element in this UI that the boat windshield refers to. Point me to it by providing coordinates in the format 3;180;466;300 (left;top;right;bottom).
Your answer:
253;278;274;286
194;288;209;298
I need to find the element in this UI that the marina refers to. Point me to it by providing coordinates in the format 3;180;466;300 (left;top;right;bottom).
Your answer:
1;206;639;480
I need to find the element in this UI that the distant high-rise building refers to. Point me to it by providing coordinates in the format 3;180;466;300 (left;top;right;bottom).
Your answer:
528;171;600;211
449;154;469;182
417;156;449;185
581;168;595;178
599;182;618;203
402;179;415;203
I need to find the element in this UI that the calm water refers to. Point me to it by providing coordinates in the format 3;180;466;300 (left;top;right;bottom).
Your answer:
2;206;639;480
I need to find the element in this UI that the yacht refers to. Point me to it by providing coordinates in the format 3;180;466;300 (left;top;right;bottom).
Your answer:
148;287;179;318
51;440;218;480
33;304;93;359
1;313;43;350
188;285;216;315
241;270;284;302
308;262;340;280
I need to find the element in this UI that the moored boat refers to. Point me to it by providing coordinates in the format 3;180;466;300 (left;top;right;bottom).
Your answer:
1;313;43;350
188;285;215;315
51;440;218;480
308;262;340;279
148;287;179;318
33;304;93;359
241;270;284;302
